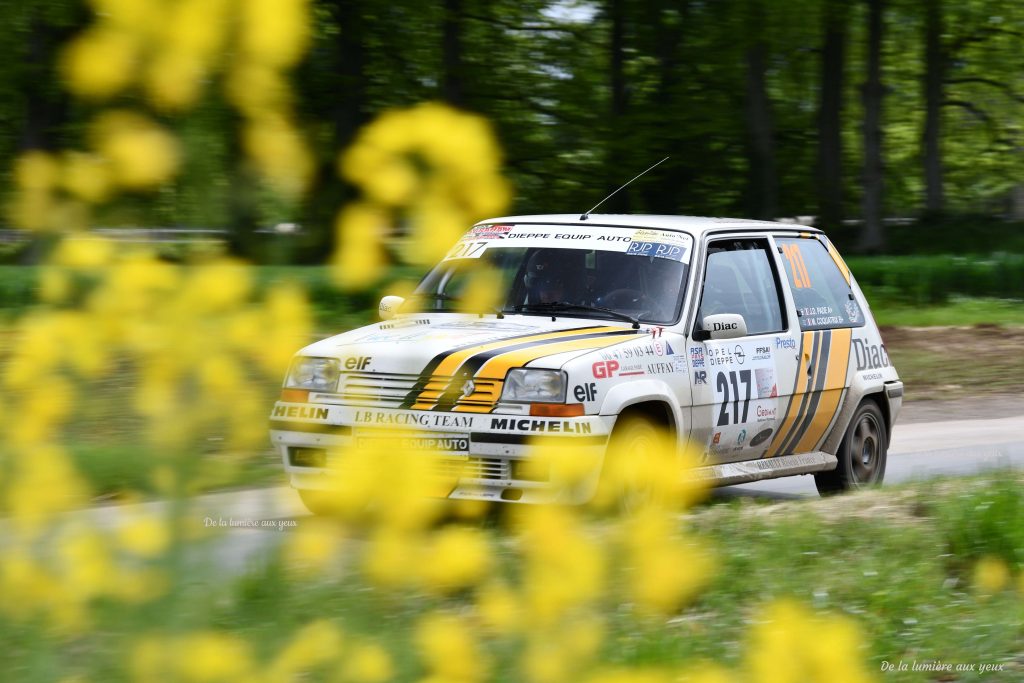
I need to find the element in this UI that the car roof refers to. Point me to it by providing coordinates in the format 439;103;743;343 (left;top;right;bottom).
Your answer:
475;214;823;237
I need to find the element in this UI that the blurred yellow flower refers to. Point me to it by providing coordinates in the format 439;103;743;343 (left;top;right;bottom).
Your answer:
332;202;390;288
117;512;171;558
973;555;1011;594
340;641;394;683
176;631;255;682
239;0;311;68
62;152;113;203
476;581;522;634
284;517;343;573
90;0;164;35
242;114;314;197
746;600;873;683
5;445;89;529
415;612;489;683
145;51;207;110
164;0;230;60
58;525;114;597
269;619;344;677
62;28;139;99
93;110;181;189
419;526;493;593
15;151;60;191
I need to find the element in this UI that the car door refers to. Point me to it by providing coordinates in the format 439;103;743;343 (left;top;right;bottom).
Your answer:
762;233;866;457
687;237;800;464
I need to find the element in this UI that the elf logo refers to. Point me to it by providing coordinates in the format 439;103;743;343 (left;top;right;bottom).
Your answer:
344;356;372;371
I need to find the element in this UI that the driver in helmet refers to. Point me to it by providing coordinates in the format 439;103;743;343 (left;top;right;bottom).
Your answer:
525;250;569;304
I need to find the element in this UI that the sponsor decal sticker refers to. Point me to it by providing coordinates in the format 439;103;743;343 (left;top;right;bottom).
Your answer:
853;338;890;370
750;428;774;447
273;405;330;420
845;299;861;323
774;336;797;351
694;370;708;385
690;347;705;367
755;367;778;398
645;362;675;374
469;224;514;239
489;418;593;434
573;383;598;402
354;411;474;429
344;356;372;371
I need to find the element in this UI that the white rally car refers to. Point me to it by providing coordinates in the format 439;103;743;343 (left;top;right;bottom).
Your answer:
270;215;902;511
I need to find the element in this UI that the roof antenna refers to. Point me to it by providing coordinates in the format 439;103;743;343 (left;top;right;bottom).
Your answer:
580;157;669;221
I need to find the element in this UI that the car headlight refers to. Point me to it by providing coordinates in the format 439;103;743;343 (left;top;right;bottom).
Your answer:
500;369;566;403
285;357;341;392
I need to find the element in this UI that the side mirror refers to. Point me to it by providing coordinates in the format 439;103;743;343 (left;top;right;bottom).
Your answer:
692;313;747;341
378;295;405;321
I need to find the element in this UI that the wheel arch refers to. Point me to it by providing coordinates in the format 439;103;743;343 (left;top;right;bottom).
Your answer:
821;386;890;454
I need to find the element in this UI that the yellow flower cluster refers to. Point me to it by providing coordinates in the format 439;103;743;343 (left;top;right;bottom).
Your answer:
0;3;908;681
972;554;1024;596
11;0;312;232
333;103;512;288
0;238;312;634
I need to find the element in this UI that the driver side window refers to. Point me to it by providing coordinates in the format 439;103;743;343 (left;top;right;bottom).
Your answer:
696;240;785;335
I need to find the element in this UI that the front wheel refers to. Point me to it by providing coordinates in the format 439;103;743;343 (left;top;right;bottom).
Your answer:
595;413;663;512
815;400;887;496
297;488;339;516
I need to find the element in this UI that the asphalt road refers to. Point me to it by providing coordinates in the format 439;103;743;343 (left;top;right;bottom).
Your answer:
719;411;1024;500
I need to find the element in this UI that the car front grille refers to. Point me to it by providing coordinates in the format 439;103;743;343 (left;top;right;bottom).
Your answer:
336;372;501;410
435;456;509;481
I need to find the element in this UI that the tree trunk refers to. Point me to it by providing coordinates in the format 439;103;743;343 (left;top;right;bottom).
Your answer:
743;4;779;221
860;0;885;252
643;0;686;214
20;10;73;152
922;0;945;214
605;0;631;213
442;0;467;108
816;0;848;231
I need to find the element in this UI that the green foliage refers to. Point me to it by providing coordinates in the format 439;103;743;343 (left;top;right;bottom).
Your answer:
4;0;1024;255
928;477;1024;574
849;252;1024;305
0;266;38;314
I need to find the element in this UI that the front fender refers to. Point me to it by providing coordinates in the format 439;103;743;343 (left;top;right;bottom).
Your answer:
597;378;686;436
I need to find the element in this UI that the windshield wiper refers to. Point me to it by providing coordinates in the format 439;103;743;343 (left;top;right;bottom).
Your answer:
408;293;504;318
512;302;639;328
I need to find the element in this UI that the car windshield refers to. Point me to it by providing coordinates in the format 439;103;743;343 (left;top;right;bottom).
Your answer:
407;246;690;325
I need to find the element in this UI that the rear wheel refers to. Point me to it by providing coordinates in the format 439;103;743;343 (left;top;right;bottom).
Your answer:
815;400;887;496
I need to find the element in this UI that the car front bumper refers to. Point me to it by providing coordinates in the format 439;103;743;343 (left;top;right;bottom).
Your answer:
269;403;614;504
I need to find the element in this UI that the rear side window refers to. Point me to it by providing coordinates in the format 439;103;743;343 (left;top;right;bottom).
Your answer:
776;236;864;331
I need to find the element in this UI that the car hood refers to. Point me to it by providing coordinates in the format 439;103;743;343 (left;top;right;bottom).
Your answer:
298;314;642;378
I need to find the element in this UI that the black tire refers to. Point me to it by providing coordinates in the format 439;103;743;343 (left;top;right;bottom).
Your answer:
596;413;663;512
297;488;339;516
815;400;887;496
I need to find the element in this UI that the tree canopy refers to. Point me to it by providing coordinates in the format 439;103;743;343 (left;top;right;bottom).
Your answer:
2;0;1023;257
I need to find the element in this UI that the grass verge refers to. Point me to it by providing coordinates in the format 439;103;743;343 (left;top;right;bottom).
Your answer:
2;472;1021;681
